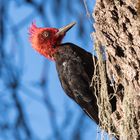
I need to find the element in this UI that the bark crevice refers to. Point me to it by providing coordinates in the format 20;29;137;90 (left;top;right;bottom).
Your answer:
93;0;140;139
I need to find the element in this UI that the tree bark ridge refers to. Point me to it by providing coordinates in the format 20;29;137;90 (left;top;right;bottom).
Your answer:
93;0;140;139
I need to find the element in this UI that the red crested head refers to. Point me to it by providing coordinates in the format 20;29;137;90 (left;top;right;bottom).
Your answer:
29;22;76;60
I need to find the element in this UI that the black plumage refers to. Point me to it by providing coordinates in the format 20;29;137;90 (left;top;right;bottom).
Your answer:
54;43;116;124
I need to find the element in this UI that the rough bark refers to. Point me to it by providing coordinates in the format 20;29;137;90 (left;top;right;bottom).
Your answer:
92;0;140;139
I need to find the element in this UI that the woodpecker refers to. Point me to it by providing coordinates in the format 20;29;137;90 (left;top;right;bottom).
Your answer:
29;22;116;124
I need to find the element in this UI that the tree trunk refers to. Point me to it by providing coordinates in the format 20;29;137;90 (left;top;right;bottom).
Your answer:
92;0;140;139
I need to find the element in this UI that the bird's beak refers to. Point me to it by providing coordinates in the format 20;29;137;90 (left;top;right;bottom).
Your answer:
56;22;76;37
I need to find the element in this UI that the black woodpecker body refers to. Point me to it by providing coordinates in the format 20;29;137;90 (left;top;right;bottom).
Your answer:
54;43;116;124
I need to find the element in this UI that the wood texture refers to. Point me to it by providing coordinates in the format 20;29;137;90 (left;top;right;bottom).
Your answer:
93;0;140;139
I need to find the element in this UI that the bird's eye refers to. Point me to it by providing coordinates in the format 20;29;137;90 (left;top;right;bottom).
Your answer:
52;45;56;48
42;31;49;38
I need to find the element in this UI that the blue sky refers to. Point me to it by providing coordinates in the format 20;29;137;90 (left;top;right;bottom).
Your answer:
0;0;108;140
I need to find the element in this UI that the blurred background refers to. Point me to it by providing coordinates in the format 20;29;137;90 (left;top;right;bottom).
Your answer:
0;0;105;140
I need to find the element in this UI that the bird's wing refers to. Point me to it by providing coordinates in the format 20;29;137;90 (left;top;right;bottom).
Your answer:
55;43;99;123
